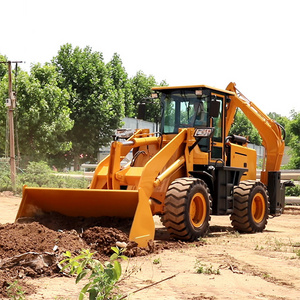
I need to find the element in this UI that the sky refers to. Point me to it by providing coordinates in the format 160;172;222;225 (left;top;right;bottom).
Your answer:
1;0;299;117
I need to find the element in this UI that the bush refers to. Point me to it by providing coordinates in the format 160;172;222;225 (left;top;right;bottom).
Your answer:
0;160;12;192
17;161;90;193
0;160;90;194
60;248;127;300
18;161;52;187
286;183;300;197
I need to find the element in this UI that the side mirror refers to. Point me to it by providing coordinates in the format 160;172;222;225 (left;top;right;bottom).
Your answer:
137;103;146;119
210;100;220;118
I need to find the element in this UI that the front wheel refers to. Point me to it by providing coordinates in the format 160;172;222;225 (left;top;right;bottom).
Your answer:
231;181;269;233
162;177;212;241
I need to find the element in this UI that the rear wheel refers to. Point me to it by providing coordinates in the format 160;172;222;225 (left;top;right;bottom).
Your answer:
162;177;212;241
231;180;269;233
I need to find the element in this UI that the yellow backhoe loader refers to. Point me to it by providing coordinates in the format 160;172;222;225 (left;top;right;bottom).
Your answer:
16;82;292;247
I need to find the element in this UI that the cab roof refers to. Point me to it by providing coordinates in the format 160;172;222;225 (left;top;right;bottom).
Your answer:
152;84;235;96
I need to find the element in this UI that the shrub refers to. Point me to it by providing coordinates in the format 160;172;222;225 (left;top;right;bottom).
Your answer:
0;160;90;194
18;161;52;187
0;160;12;192
286;183;300;197
60;248;127;300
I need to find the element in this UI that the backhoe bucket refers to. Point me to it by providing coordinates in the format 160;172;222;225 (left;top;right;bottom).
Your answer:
16;186;155;247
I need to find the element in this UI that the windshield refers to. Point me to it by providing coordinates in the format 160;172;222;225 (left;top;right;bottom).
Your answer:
161;90;209;134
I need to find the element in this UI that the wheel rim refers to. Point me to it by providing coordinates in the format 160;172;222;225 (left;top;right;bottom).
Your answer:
251;193;266;223
189;193;206;227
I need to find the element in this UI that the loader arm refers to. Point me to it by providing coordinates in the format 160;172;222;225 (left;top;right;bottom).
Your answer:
129;128;187;244
226;82;285;185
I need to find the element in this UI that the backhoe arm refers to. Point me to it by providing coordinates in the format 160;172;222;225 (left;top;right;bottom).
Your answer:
226;82;285;185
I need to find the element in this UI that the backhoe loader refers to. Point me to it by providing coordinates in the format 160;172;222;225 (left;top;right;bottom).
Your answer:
16;82;291;247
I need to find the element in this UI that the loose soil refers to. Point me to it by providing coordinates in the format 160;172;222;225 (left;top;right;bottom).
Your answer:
0;193;300;299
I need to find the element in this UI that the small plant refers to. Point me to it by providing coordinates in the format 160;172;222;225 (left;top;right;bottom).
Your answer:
262;272;270;279
153;258;161;265
196;237;206;243
295;249;300;258
60;247;127;300
194;260;220;275
255;244;264;251
6;280;25;300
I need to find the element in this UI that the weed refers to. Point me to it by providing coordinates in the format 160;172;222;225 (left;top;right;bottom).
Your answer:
60;247;127;300
153;258;161;265
196;237;206;243
255;244;264;251
6;281;25;300
262;272;270;279
194;260;220;275
295;249;300;258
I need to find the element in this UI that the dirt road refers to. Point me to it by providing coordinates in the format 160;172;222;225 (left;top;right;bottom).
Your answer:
1;194;300;300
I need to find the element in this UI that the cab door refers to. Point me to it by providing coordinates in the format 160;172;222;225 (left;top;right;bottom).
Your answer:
209;93;225;163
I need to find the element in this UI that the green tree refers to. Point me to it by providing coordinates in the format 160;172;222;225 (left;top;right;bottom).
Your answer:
0;54;8;79
268;112;291;145
15;64;73;166
52;44;124;169
287;110;300;169
130;71;167;124
0;55;9;156
229;109;262;145
0;74;8;156
107;53;134;117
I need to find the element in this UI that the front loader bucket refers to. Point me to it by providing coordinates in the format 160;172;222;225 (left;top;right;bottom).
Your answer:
17;186;139;219
16;186;155;247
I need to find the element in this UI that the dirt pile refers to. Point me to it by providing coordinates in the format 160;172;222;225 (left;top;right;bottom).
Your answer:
0;210;205;298
0;215;156;298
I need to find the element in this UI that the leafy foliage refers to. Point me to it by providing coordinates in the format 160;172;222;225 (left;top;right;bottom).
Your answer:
0;54;8;79
52;44;124;169
17;161;90;191
285;183;300;196
0;159;11;192
268;112;292;145
194;260;220;275
129;71;167;123
286;110;300;169
229;109;262;145
60;248;127;300
1;48;166;169
19;161;52;187
0;161;90;193
0;72;9;156
14;64;73;165
6;280;25;300
107;53;134;117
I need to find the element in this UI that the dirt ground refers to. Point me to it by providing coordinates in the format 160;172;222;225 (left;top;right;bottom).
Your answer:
0;193;300;300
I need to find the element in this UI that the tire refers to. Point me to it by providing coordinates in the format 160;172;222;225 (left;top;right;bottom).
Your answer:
231;180;269;233
162;177;212;241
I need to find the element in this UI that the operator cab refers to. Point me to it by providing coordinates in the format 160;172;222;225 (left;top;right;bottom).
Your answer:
152;85;234;161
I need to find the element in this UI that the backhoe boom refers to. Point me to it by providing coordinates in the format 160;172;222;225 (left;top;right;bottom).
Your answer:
226;82;285;185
